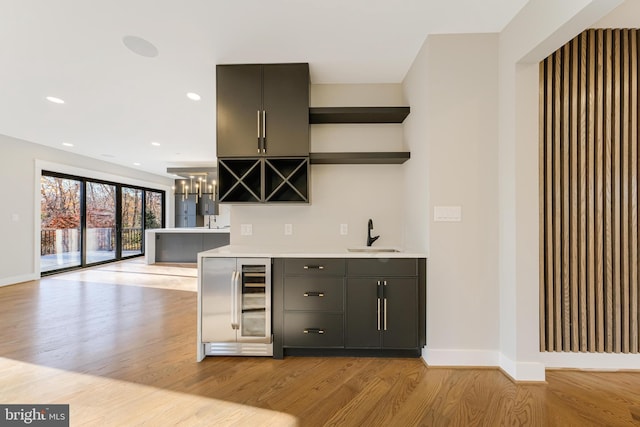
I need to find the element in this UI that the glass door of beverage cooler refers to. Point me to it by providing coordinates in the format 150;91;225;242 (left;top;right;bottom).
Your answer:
237;258;271;343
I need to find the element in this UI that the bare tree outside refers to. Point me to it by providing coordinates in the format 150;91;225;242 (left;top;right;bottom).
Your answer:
41;173;164;273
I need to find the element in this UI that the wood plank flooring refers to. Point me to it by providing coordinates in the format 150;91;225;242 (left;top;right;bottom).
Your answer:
1;259;640;426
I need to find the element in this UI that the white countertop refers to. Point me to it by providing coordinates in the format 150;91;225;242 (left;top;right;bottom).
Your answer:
198;245;426;259
146;227;230;234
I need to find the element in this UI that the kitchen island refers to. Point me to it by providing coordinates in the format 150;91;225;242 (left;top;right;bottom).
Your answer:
197;245;426;361
145;227;230;264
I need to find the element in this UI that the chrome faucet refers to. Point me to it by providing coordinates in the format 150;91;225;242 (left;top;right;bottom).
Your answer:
367;218;379;246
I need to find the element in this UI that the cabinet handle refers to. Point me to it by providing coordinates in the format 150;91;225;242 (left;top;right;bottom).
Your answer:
377;297;381;331
303;328;324;334
384;298;388;331
303;265;324;270
230;271;237;329
303;292;324;297
262;110;266;153
257;110;261;153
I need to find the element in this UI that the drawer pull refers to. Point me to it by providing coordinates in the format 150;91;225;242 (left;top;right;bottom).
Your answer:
303;292;325;297
303;265;325;270
303;328;325;334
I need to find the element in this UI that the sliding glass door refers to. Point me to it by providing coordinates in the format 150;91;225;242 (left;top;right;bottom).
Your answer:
40;171;165;275
122;187;143;257
86;181;117;264
40;175;82;273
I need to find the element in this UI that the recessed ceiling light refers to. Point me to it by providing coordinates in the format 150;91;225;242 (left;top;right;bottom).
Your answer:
186;92;201;101
62;142;74;147
46;96;65;104
151;141;161;146
122;35;158;58
133;162;141;166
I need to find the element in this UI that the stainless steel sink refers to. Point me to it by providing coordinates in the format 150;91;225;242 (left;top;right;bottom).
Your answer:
347;247;400;253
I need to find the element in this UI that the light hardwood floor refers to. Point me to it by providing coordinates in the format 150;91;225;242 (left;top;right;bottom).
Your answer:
1;259;639;426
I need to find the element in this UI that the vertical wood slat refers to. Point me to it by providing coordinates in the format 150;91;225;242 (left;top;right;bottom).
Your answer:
562;43;571;351
629;30;640;353
540;29;640;354
554;49;563;351
579;31;588;352
570;38;580;352
596;29;605;353
588;30;597;352
612;29;621;354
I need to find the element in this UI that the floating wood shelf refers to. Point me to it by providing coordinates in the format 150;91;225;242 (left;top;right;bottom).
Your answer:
309;152;410;165
309;107;410;124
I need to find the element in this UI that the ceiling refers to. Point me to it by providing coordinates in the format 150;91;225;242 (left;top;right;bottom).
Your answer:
0;0;528;178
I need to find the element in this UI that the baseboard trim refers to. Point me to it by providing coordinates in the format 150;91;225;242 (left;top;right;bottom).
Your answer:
422;348;546;382
499;353;546;382
0;273;38;288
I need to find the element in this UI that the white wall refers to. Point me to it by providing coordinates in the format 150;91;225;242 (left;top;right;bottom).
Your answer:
229;84;408;249
0;133;173;287
403;34;501;366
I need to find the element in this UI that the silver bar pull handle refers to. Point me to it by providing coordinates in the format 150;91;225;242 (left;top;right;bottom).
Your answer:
383;298;388;331
303;265;324;270
303;292;324;297
262;110;266;153
257;110;261;153
304;328;324;334
377;297;381;331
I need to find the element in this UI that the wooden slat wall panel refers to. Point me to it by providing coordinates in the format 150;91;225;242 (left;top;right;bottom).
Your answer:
540;29;640;353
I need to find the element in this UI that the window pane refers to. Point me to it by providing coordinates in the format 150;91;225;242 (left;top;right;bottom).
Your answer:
122;187;143;256
40;175;81;272
86;181;116;264
145;190;163;229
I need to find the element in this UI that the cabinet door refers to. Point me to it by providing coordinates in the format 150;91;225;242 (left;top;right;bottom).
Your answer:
199;194;217;215
175;194;197;216
382;278;418;349
262;63;309;156
345;278;381;348
216;65;262;157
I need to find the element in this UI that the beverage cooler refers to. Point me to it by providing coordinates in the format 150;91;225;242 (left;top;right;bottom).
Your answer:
199;257;272;357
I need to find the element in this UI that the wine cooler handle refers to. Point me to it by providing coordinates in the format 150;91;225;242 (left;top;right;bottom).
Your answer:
230;271;236;328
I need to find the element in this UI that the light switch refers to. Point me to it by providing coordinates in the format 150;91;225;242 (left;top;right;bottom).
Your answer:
340;224;348;235
240;224;253;236
284;224;293;235
11;213;19;222
434;206;462;222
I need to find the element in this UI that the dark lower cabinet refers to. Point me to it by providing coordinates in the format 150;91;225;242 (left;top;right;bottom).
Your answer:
283;313;344;347
346;277;417;349
273;257;426;359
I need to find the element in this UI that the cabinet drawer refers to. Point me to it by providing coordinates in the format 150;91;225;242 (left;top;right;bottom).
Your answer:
347;258;417;277
284;277;343;311
283;313;344;347
284;258;345;276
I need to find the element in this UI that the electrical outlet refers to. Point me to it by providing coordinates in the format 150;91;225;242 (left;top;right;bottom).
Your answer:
284;223;293;235
240;224;253;236
340;223;348;235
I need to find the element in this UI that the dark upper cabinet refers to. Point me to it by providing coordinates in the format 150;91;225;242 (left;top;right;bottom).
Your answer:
199;194;218;215
216;63;309;157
